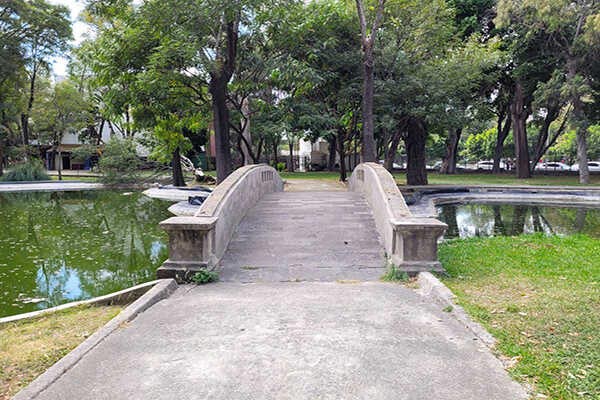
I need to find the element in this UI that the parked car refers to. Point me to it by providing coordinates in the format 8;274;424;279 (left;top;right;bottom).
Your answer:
571;161;600;172
427;161;442;171
476;160;506;171
378;160;404;169
534;162;570;171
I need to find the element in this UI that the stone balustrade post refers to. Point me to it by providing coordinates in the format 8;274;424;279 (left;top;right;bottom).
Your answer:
157;216;217;281
390;217;447;273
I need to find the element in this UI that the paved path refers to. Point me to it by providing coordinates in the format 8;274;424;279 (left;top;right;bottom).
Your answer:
19;184;528;399
284;178;347;191
32;283;526;400
219;191;385;282
0;181;102;193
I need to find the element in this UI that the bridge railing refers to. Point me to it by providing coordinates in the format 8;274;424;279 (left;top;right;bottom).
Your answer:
157;164;284;280
349;162;447;273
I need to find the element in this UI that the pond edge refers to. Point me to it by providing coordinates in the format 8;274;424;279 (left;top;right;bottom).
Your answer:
12;278;178;400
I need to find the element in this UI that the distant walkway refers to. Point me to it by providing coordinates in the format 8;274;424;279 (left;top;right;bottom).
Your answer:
219;191;384;282
0;181;102;193
284;178;346;191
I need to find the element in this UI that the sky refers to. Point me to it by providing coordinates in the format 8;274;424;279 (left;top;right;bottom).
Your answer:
48;0;91;76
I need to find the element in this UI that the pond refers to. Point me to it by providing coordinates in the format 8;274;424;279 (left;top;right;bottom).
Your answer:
0;191;171;318
436;203;600;239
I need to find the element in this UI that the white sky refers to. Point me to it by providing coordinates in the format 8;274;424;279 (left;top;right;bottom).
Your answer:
48;0;91;76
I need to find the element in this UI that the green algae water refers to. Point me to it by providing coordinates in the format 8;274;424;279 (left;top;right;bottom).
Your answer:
436;203;600;239
0;191;171;318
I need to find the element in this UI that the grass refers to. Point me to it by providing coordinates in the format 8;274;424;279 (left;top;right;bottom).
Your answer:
439;234;599;399
41;169;600;187
279;171;340;180
0;305;122;399
395;172;600;186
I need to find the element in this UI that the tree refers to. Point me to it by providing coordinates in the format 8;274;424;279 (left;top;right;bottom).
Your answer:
496;0;600;183
8;0;71;145
355;0;386;163
32;80;92;180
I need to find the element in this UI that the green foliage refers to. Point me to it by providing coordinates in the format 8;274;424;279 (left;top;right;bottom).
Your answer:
71;145;98;163
381;258;409;282
549;125;600;162
1;159;50;182
191;270;219;284
276;162;286;172
461;128;496;161
98;138;140;185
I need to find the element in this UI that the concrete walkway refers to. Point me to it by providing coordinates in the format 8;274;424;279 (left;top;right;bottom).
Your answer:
17;180;528;399
0;181;102;193
30;283;526;400
219;191;385;282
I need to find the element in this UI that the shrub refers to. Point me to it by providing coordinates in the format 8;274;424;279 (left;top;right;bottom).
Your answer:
71;144;98;163
1;159;50;182
276;162;286;172
98;138;141;185
191;269;219;284
381;259;409;282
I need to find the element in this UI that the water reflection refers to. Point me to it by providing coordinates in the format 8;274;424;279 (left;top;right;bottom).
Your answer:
0;191;171;317
436;203;600;239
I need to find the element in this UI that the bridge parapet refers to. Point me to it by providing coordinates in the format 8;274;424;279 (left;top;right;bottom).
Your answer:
349;163;447;273
158;164;283;280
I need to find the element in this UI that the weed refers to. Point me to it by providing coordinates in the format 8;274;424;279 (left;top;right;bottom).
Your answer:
191;270;219;284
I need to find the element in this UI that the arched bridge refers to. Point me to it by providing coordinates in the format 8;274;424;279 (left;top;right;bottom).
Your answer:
158;163;447;282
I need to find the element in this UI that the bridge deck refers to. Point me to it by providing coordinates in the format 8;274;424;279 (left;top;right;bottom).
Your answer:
218;191;386;282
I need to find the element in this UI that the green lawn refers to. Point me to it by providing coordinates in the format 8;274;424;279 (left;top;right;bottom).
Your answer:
439;234;599;399
44;169;600;187
271;170;600;186
0;305;123;398
399;172;600;186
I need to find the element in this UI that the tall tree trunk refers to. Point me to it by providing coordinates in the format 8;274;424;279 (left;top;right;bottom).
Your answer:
209;77;233;183
404;118;428;186
172;147;186;187
492;112;511;173
360;45;377;162
440;128;462;174
327;135;336;171
384;130;402;171
287;139;294;172
272;139;279;165
241;97;252;165
511;82;530;179
337;127;347;181
21;63;38;145
567;59;590;184
57;147;63;181
355;0;384;163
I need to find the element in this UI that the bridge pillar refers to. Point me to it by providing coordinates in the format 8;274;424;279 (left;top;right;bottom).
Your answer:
349;162;447;274
157;164;283;282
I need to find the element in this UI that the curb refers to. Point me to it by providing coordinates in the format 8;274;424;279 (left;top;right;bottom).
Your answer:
13;279;178;400
417;272;496;347
0;280;165;325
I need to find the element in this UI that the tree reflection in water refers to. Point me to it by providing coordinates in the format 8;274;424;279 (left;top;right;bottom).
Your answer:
437;203;600;239
0;191;171;317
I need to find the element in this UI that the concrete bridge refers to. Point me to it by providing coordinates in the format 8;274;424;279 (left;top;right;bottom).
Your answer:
158;163;447;282
16;164;528;400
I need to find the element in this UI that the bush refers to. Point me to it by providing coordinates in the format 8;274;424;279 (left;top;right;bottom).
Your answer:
71;144;98;163
191;269;219;284
98;138;141;185
276;162;286;172
1;159;50;182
